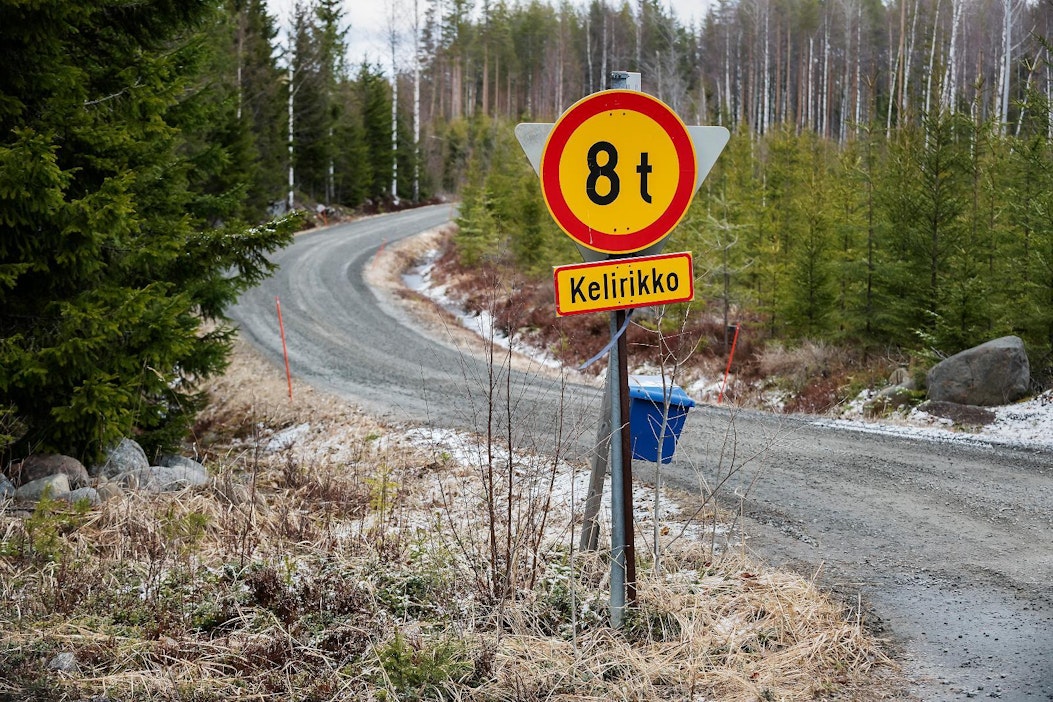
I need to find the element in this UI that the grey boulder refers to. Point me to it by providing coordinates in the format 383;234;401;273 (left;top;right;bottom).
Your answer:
93;438;149;479
13;454;90;489
116;464;209;493
926;336;1030;407
15;473;71;501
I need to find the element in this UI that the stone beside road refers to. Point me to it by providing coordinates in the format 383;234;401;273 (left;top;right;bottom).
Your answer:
3;438;211;508
926;335;1031;406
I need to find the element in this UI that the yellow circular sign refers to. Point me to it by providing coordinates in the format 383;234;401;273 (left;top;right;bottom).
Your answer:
541;91;697;254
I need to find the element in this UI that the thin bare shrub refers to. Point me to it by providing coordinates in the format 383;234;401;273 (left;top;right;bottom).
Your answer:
429;272;587;609
0;297;904;701
757;340;852;392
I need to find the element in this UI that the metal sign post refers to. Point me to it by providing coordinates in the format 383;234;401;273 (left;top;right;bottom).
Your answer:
606;71;639;628
608;309;629;626
516;71;728;629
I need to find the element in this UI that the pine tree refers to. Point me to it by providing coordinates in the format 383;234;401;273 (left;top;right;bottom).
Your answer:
232;0;289;218
358;62;396;204
290;1;330;203
0;0;296;461
780;135;836;339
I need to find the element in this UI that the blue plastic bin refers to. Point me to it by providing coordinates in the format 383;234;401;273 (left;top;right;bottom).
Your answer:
627;376;696;463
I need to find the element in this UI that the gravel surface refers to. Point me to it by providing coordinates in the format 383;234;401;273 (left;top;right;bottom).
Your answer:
231;207;1053;701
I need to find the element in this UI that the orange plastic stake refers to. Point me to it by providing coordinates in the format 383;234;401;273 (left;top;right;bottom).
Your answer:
718;323;741;404
275;296;293;401
372;239;387;269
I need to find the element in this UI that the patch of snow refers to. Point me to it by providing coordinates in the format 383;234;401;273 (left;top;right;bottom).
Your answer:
406;247;1053;454
403;251;564;370
265;423;311;452
686;374;727;404
397;422;724;549
821;389;1053;451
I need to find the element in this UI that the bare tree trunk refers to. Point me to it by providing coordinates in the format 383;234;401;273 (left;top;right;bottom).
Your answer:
557;13;565;112
482;45;489;116
236;10;244;121
636;0;643;70
925;0;941;118
840;0;852;142
797;29;806;132
434;0;444;121
786;22;793;128
821;15;830;138
725;23;733;123
391;76;398;201
388;3;400;201
700;61;708;122
413;0;420;201
736;27;746;126
889;0;907;136
998;0;1012;134
942;0;961;114
287;61;295;211
1047;47;1052;140
763;2;771;134
1015;52;1040;137
973;46;984;123
775;19;783;125
903;0;919;120
807;36;814;132
586;13;593;93
452;61;462;119
602;12;608;89
746;22;755;130
854;0;863;131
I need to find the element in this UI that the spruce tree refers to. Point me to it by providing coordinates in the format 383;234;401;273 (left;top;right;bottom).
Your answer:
877;110;970;350
231;0;289;218
781;136;836;339
290;1;330;203
0;0;296;461
358;63;395;204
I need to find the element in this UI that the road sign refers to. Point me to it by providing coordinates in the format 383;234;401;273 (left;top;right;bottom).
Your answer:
553;251;694;316
540;91;698;255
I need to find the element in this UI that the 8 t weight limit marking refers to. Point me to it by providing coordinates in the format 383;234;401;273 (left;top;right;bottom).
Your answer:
585;142;653;207
540;90;697;255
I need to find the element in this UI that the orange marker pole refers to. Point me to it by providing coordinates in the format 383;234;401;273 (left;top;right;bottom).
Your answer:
275;296;293;401
371;239;387;268
718;324;741;405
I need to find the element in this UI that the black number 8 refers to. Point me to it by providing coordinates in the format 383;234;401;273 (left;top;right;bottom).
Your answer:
586;141;619;206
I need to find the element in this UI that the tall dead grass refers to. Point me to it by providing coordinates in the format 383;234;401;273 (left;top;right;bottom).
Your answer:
0;339;904;700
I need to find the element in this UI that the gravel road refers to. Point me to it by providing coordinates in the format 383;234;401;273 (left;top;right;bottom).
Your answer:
231;206;1053;700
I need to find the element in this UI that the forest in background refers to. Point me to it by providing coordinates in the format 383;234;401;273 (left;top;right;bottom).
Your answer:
5;0;1053;458
396;0;1053;382
248;0;1053;381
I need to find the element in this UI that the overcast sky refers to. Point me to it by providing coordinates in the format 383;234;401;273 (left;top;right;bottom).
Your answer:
266;0;710;74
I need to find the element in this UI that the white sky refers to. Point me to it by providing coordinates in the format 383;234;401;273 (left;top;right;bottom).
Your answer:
266;0;711;74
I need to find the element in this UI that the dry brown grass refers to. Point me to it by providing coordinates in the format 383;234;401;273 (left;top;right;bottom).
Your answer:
0;338;907;701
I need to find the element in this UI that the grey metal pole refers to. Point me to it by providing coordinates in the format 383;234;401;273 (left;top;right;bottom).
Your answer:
606;69;642;628
608;312;626;628
579;370;612;552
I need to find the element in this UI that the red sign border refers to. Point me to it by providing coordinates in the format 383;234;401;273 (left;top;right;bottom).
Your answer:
540;90;697;254
553;251;695;316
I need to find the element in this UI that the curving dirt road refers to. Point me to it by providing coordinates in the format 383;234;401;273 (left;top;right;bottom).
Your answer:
231;207;1053;700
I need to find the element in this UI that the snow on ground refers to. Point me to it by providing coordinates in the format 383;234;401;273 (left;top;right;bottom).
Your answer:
818;389;1053;451
392;425;716;545
405;247;1052;455
415;259;1052;455
403;251;565;370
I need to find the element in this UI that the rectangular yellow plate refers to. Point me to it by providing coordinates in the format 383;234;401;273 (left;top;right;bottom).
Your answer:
553;251;694;316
